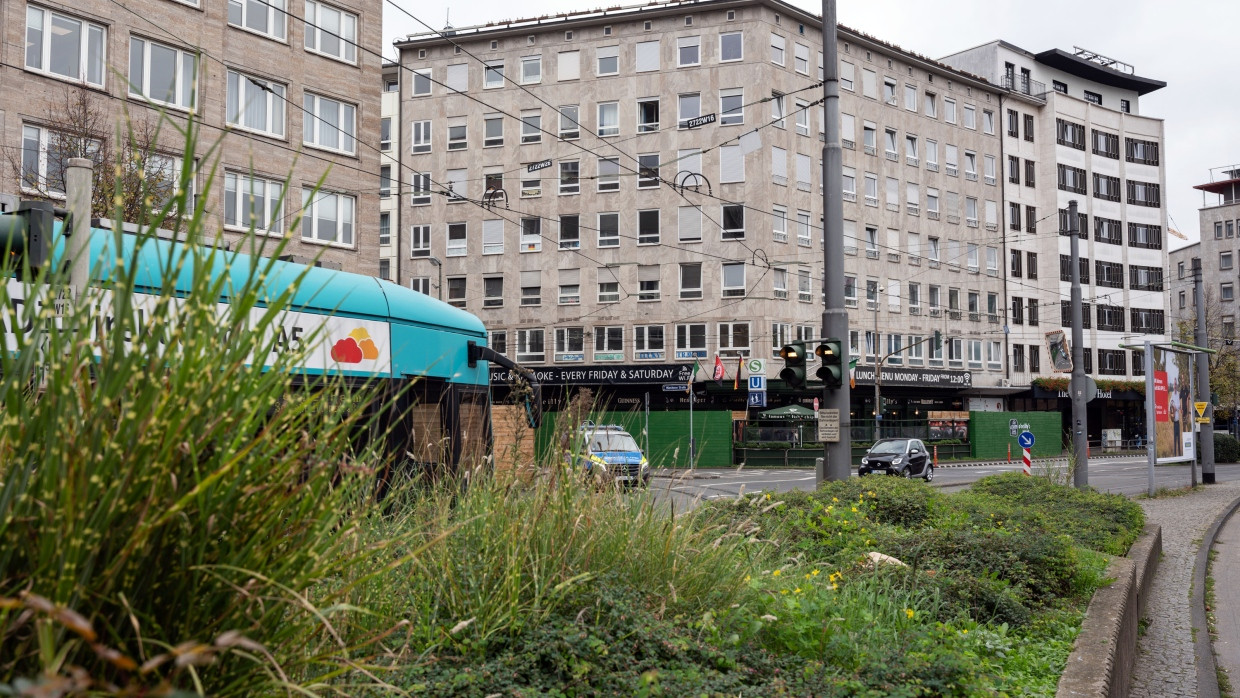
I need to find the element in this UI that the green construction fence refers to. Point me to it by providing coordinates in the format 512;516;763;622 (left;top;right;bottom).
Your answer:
969;411;1062;459
535;409;734;469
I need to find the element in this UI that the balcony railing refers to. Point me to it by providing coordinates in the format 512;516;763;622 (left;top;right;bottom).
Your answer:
1002;74;1047;103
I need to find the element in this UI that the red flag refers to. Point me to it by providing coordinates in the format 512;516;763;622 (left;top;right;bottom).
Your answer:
734;355;743;390
712;355;725;382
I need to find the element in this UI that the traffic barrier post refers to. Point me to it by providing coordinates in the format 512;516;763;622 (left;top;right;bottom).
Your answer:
1022;447;1031;476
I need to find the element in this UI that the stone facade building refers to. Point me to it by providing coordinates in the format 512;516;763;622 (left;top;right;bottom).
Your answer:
2;0;382;273
942;41;1168;441
393;0;1010;436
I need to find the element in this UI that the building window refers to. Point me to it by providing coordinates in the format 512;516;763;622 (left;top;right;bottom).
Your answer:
677;35;700;66
597;157;620;192
1024;159;1036;187
411;277;430;295
128;37;196;109
680;263;702;299
678;93;701;129
520;217;541;252
676;323;706;354
379;166;391;199
224;172;283;234
637;266;660;301
483;277;504;308
593;326;624;359
597;101;619;136
1024;114;1034;142
226;70;286;137
302;93;356;154
304;1;357;63
718;322;750;357
521;55;541;83
411;120;431;153
446;277;467;309
1127;180;1161;207
300;189;355;246
410;172;430;206
1092;129;1119;159
638;98;660;132
722;204;744;240
558;273;581;305
1126;138;1160;165
770;33;785;65
559;161;580;194
410;224;430;257
924;91;937;118
1055;118;1085;150
722;262;746;297
516;329;545;363
597;213;619;247
411;69;431;96
480;219;504;255
25;6;107;86
1093;173;1121;202
380;117;392;151
484;61;504;88
982;109;994;134
521;112;542;144
597;46;619;75
1083;90;1102;105
1057;164;1087;194
678;205;702;242
559;215;580;249
1052;80;1067;94
227;0;286;39
637;154;660;188
720;31;743;61
559;105;580;140
446;222;467;257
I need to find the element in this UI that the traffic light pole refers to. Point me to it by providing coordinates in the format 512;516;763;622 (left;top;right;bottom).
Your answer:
1195;258;1217;483
820;0;850;483
1068;199;1089;488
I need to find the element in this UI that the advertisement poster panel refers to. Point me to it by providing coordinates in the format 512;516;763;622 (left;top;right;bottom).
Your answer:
1154;347;1194;462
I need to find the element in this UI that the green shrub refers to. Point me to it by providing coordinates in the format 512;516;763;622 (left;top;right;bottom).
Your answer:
815;476;943;528
964;473;1144;555
1215;433;1240;464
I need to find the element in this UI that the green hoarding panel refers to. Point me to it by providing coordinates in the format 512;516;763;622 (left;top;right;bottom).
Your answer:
969;411;1062;459
534;409;733;468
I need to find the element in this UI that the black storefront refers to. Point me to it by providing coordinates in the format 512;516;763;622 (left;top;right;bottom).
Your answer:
1011;385;1146;447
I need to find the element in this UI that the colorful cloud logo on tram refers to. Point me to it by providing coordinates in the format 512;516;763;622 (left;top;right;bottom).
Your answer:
332;327;381;364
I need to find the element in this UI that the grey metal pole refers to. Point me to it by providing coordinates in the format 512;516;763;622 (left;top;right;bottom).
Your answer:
1194;258;1217;483
873;301;880;441
1189;353;1197;487
66;158;93;297
1145;341;1156;497
820;0;851;482
1068;200;1089;487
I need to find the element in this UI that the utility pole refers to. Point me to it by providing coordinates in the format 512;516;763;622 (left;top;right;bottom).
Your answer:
1194;257;1217;483
873;300;881;441
66;158;93;297
1068;199;1089;487
819;0;851;482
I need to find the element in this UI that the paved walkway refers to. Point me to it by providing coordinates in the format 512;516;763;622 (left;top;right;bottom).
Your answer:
1129;480;1240;697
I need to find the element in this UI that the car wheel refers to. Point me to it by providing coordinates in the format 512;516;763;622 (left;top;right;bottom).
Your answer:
903;467;913;479
924;464;934;482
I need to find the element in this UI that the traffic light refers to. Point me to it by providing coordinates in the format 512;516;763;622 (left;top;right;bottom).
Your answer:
0;200;53;273
933;330;942;352
816;338;844;390
779;342;808;389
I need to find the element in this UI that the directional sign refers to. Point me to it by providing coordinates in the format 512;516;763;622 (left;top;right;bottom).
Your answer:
685;113;717;129
747;358;767;376
527;159;553;173
748;375;767;391
662;383;688;392
1018;431;1035;449
747;391;767;407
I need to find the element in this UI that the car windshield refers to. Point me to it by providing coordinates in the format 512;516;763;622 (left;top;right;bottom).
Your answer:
869;440;908;455
589;432;640;452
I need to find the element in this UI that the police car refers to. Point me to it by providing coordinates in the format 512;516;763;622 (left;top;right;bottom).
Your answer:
573;422;651;487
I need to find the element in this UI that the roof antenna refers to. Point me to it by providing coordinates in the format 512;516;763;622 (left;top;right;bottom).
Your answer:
444;9;453;32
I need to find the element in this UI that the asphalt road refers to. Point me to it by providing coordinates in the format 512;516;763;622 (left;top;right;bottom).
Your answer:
649;457;1240;511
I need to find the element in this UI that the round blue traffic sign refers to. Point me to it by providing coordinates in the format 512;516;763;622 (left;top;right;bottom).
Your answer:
1018;431;1035;449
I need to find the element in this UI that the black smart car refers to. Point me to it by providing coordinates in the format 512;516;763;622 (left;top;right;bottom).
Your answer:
858;438;933;480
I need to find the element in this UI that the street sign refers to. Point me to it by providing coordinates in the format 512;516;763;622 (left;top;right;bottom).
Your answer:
1196;401;1209;419
662;383;688;392
1081;376;1099;403
747;358;767;375
1018;431;1035;449
813;397;820;411
748;375;766;391
747;391;767;407
817;408;840;442
685;113;717;129
527;159;553;173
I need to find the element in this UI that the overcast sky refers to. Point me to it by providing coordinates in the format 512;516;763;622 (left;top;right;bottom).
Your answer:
383;0;1240;251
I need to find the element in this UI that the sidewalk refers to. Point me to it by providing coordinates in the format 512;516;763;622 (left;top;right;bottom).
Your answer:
1129;480;1240;697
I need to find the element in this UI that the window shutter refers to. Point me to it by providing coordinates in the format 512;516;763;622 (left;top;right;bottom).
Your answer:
771;147;786;179
638;265;660;282
677;148;702;175
597;266;619;284
482;219;504;248
446;64;467;92
557;51;580;81
520;270;541;287
678;205;702;241
559;268;580;285
795;153;811;186
635;40;659;72
719;145;744;183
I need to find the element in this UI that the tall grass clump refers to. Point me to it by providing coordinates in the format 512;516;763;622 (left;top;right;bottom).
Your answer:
0;115;408;695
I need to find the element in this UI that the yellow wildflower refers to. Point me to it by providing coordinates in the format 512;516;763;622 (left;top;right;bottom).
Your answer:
962;628;969;635
905;609;915;619
772;569;782;577
811;569;820;577
831;583;838;590
851;507;858;513
781;589;790;595
832;497;839;503
794;587;802;594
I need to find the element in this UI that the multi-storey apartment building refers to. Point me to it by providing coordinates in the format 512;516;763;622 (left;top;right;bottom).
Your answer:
393;0;1009;449
942;42;1168;442
2;0;382;273
1170;166;1240;333
380;62;401;280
